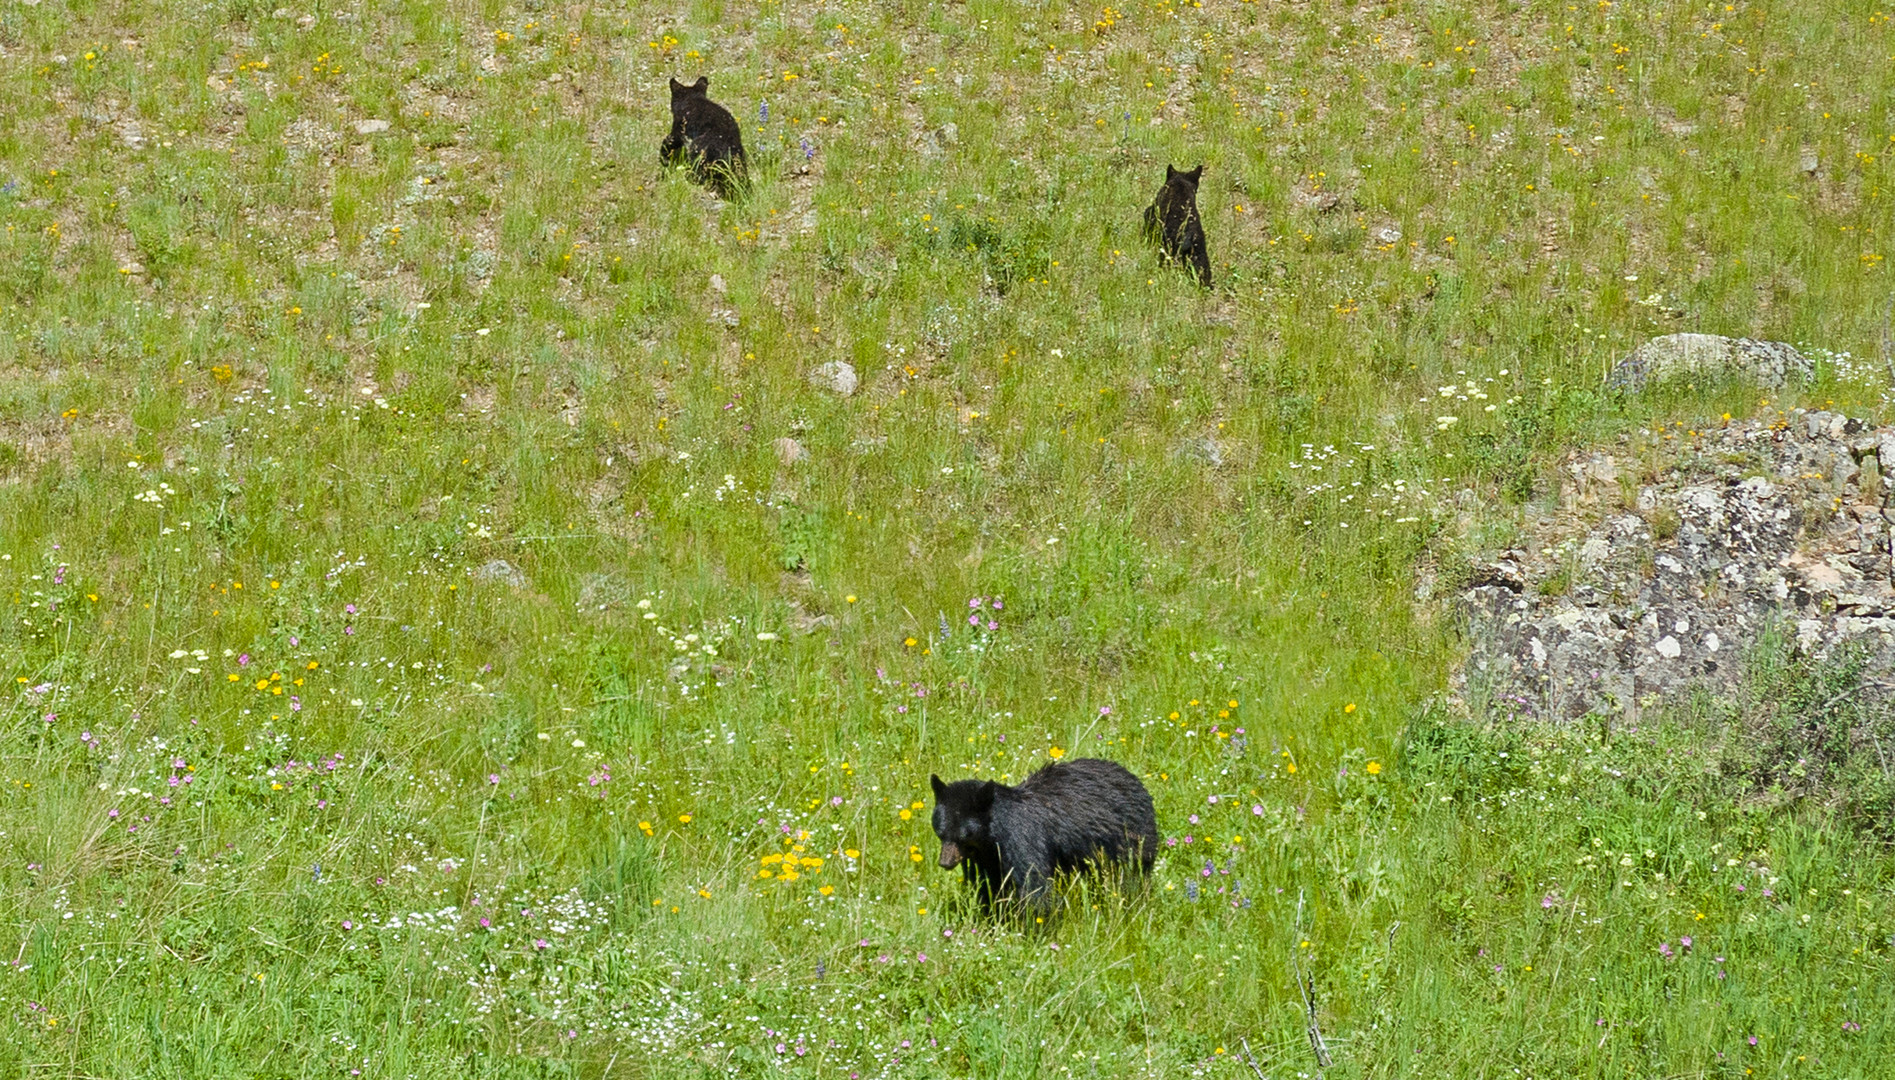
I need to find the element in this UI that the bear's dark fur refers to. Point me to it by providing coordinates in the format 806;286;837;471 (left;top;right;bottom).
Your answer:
931;758;1158;915
1142;164;1212;287
660;76;747;196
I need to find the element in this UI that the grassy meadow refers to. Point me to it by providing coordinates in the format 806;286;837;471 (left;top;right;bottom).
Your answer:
2;0;1894;1074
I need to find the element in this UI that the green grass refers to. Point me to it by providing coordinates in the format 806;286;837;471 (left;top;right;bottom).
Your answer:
1;0;1892;1075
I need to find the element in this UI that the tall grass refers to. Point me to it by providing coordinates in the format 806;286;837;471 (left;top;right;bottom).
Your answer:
0;0;1890;1075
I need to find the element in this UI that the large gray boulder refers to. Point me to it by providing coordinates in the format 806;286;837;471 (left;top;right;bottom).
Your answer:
1608;333;1811;390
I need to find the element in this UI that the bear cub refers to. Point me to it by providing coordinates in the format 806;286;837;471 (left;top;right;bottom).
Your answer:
931;758;1158;915
660;76;747;196
1142;164;1212;287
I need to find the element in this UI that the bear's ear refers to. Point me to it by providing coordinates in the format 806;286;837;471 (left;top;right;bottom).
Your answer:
976;780;999;809
670;77;685;92
1166;164;1178;180
693;76;710;92
930;774;946;799
1188;164;1205;181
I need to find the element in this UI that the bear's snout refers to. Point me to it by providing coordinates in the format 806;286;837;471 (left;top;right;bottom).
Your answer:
938;841;962;869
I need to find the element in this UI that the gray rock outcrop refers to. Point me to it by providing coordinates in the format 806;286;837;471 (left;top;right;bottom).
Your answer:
1457;410;1894;723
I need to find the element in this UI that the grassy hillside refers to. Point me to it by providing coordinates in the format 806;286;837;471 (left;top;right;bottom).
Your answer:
0;0;1891;1075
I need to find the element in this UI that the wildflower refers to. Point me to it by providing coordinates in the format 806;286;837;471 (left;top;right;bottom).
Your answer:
1251;804;1264;816
1048;746;1065;760
1344;703;1356;714
1366;761;1382;775
678;814;692;824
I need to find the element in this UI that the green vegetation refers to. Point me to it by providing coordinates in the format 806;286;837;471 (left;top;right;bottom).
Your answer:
0;0;1891;1075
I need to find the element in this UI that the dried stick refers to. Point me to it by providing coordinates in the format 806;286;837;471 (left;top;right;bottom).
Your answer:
1291;888;1334;1070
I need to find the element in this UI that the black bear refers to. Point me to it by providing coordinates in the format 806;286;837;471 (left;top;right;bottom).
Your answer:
1142;164;1212;287
660;76;747;197
931;758;1158;915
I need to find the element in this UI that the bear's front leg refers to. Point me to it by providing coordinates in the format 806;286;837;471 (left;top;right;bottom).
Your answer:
1013;861;1055;918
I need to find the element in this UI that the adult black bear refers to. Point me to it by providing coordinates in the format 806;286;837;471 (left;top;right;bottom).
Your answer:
1142;164;1212;287
931;758;1158;915
660;76;747;197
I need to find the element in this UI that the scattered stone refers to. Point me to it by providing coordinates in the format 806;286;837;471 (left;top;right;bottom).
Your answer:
355;118;391;135
1456;411;1895;723
1290;183;1341;213
1608;333;1811;390
809;360;858;397
709;273;727;295
774;437;807;466
473;559;528;589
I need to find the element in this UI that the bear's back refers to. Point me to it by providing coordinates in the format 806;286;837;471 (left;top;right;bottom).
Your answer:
674;92;743;160
1000;759;1157;866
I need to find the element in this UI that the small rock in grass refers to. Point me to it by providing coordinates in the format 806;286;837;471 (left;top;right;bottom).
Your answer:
774;437;807;466
474;559;527;589
355;119;391;135
809;361;857;397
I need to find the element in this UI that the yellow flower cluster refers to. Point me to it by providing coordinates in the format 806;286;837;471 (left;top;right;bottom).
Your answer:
758;849;826;881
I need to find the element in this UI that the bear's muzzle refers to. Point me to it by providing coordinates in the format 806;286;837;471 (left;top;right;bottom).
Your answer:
938;841;961;869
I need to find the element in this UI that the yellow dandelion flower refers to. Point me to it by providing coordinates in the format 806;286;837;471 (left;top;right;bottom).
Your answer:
1048;746;1065;760
1366;761;1382;775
